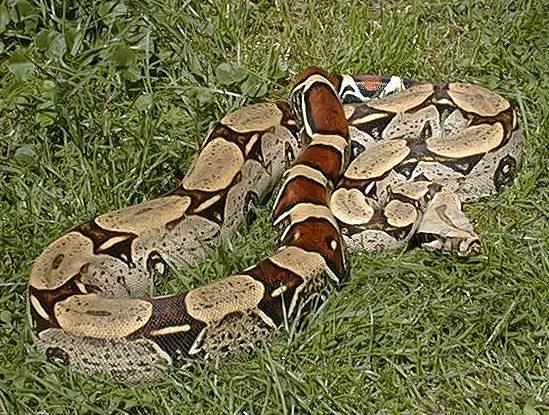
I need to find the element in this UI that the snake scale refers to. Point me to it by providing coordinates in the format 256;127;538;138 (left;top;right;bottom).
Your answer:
27;67;522;384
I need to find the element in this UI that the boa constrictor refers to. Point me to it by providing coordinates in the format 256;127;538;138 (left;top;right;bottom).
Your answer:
27;67;522;384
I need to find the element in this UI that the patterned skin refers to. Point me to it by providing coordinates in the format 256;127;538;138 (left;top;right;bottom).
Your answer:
27;67;521;383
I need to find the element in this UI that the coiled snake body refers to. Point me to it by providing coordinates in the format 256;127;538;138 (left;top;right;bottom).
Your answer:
27;67;522;383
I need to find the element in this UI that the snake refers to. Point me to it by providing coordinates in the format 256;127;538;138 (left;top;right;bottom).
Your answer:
27;67;522;384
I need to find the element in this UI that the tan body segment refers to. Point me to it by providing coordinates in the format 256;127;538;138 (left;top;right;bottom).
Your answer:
27;68;521;384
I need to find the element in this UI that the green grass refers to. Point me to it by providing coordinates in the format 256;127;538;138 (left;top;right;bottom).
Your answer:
1;0;548;413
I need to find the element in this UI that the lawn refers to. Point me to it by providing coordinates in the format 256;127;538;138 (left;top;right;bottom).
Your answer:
0;0;548;413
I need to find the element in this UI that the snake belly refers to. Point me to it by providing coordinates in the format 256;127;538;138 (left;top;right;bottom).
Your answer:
26;67;522;384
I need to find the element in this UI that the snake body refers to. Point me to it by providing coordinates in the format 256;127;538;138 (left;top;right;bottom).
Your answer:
27;67;522;383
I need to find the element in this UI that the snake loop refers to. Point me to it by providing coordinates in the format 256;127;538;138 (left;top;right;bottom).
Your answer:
27;67;522;383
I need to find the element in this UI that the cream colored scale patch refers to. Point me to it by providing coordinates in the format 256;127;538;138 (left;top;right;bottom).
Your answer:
220;103;283;133
185;275;265;323
391;180;431;201
183;138;244;192
30;232;95;290
383;200;418;228
95;196;191;234
367;84;434;113
447;83;510;117
330;188;374;226
345;140;410;181
426;123;505;158
269;246;339;316
381;105;441;140
55;294;153;338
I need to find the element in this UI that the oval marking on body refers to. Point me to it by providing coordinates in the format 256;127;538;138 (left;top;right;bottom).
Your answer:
345;139;410;180
185;275;265;324
45;345;70;366
54;294;153;338
391;181;432;201
494;154;518;191
51;254;64;270
30;232;95;291
221;103;283;133
426;122;504;158
384;200;418;228
183;138;244;192
367;84;434;113
330;188;374;226
269;246;338;283
95;195;191;235
448;83;510;117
